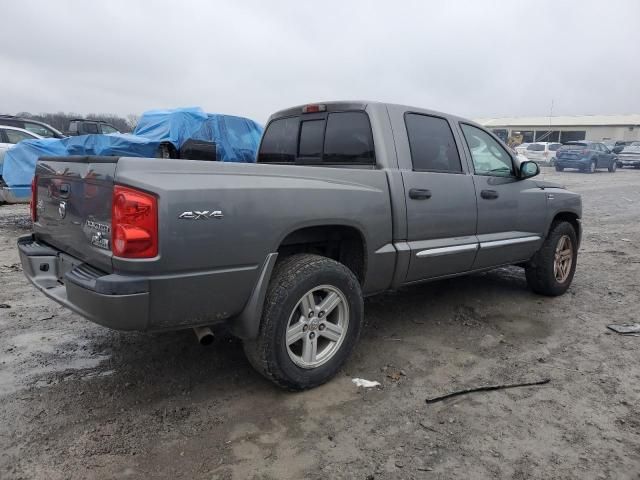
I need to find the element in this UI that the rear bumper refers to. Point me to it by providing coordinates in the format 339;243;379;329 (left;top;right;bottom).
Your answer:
619;158;640;166
555;158;589;168
18;235;273;335
18;235;149;331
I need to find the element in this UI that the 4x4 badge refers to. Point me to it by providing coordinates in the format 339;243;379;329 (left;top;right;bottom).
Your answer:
178;210;223;220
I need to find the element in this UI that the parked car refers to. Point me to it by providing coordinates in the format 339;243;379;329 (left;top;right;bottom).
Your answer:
515;142;531;155
524;142;562;166
67;119;120;136
616;142;640;168
555;141;617;173
0;115;65;139
611;140;637;154
0;126;42;202
19;101;582;390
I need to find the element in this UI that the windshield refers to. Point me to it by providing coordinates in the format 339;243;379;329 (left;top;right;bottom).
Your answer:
562;142;588;148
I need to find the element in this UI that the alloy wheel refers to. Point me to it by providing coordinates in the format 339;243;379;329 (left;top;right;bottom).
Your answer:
553;235;573;283
285;285;349;369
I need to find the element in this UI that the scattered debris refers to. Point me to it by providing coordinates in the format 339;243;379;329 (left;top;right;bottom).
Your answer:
0;304;11;309
352;378;381;388
386;370;406;382
607;323;640;336
418;421;441;433
621;238;631;242
425;378;550;404
37;315;56;321
1;263;22;273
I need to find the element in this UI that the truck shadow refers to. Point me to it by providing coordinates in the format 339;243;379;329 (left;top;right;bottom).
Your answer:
23;266;550;403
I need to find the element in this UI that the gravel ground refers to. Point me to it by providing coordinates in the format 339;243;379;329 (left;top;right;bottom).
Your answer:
1;168;639;480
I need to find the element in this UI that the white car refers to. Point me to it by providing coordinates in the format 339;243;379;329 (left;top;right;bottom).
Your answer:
514;143;531;156
524;142;562;165
0;126;42;180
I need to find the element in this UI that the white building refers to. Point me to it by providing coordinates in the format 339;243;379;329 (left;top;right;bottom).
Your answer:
476;114;640;144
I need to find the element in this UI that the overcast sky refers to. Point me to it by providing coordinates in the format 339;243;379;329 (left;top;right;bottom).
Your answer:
1;0;639;123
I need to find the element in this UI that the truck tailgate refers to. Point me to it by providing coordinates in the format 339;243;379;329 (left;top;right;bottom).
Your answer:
33;156;116;273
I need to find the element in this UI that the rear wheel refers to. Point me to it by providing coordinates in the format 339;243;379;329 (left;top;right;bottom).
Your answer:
555;165;564;172
525;221;578;296
244;254;363;390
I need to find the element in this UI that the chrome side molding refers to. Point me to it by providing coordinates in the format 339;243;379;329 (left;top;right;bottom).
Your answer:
416;243;479;258
479;236;541;249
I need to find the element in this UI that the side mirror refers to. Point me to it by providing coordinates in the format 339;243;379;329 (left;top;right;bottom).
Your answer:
519;161;539;179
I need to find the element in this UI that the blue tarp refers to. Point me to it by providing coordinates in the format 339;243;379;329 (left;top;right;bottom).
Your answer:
133;107;263;163
133;107;209;149
1;107;263;193
195;114;263;162
2;134;161;189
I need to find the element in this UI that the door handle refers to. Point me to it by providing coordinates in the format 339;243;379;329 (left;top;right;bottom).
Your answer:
481;189;499;200
409;188;432;200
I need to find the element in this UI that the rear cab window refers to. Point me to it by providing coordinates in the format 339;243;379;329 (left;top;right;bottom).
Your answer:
258;110;375;166
527;143;545;151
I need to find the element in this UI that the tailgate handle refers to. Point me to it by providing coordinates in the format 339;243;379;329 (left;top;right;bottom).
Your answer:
409;188;432;200
59;183;70;198
481;189;499;200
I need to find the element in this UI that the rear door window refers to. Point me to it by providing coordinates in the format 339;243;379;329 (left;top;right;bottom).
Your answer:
258;117;298;163
84;123;99;134
527;144;545;151
323;112;374;164
405;113;462;172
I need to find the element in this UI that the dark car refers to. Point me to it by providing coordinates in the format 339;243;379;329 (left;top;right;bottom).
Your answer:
67;119;120;136
555;141;617;173
0;115;66;139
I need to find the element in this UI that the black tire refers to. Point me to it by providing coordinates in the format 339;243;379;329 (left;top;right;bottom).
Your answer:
243;254;363;390
525;221;578;296
555;165;564;172
587;159;596;173
608;161;617;172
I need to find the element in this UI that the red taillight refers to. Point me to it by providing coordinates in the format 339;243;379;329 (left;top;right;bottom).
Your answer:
111;185;158;258
30;175;38;222
302;104;327;113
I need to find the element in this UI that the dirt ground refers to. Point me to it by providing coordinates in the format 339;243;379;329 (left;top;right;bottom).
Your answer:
1;168;639;480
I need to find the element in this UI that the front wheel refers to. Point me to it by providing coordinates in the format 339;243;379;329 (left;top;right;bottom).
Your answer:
244;254;363;390
525;221;578;296
555;165;564;172
587;159;597;173
608;161;617;172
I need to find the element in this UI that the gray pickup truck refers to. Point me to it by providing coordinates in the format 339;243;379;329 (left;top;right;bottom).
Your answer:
18;101;582;390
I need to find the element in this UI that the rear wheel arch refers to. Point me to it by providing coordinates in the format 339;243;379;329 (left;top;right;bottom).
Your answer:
275;224;368;285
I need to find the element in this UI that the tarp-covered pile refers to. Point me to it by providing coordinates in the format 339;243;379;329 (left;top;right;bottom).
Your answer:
1;107;263;198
